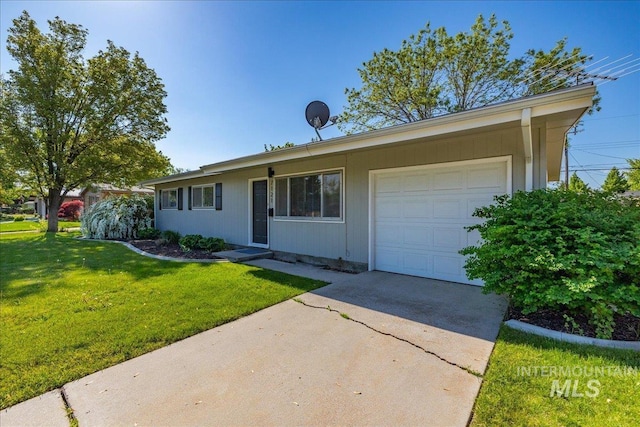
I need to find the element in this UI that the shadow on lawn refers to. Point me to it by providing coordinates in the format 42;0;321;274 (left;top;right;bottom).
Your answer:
0;233;197;299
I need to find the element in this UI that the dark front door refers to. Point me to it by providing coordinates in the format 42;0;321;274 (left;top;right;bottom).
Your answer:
252;180;268;245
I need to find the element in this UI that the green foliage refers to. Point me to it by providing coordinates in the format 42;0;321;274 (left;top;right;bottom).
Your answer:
179;234;225;252
81;195;152;240
339;13;596;134
137;227;161;239
460;189;640;339
161;230;181;245
264;142;295;152
568;172;589;193
601;166;629;194
626;158;640;191
0;12;171;232
13;215;25;222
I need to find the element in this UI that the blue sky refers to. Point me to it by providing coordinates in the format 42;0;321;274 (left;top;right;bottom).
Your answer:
1;1;638;188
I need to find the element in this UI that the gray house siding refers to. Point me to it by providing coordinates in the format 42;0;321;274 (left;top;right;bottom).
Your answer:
154;125;528;266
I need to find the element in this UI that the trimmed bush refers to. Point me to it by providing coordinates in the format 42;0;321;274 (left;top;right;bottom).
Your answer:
179;234;225;252
13;215;25;222
161;230;181;245
58;200;84;220
138;228;161;239
460;189;640;339
81;195;152;240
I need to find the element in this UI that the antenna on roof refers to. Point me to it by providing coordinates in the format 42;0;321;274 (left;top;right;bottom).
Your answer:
305;101;338;141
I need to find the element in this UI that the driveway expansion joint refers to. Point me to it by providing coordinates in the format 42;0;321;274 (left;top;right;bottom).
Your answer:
294;298;482;377
59;386;76;425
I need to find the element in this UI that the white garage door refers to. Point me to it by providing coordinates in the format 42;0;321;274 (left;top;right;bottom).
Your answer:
372;157;510;285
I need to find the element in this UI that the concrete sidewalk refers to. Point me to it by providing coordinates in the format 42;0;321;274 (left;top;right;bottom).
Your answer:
1;260;506;427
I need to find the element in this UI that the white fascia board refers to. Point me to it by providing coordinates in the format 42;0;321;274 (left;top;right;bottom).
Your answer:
139;170;205;186
193;84;595;175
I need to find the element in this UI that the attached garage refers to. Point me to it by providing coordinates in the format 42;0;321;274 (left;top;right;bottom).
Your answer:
370;157;512;285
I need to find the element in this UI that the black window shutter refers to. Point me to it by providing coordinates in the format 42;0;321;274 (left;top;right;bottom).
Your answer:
158;190;162;210
177;188;184;210
188;186;192;210
215;183;222;210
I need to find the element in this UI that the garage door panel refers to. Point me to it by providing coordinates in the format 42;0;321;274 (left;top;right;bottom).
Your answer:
433;199;463;219
433;254;464;278
467;167;504;189
373;158;510;285
433;226;465;249
375;249;402;272
376;198;401;219
376;175;403;193
402;225;432;248
433;171;464;190
403;173;431;192
403;252;432;276
376;224;403;246
402;197;431;218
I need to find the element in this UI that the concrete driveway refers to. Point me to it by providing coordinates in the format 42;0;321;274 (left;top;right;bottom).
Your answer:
2;259;507;427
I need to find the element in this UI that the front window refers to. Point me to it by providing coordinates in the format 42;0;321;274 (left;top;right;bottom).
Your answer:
275;171;342;220
192;184;222;209
161;189;178;209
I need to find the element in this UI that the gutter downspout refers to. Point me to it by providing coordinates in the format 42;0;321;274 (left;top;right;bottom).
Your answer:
521;108;533;191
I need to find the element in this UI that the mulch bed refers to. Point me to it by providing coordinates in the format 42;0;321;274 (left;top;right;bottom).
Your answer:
508;306;640;342
128;239;223;260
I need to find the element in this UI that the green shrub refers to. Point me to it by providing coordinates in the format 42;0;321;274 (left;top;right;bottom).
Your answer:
178;234;202;252
138;228;161;239
13;215;25;222
460;189;640;339
161;230;181;245
179;234;225;252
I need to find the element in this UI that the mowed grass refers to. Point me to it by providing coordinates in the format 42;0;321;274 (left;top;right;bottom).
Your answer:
471;325;640;426
0;221;43;232
0;232;326;409
0;220;80;233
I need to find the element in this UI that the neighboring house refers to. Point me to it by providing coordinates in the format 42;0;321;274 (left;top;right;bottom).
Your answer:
81;184;154;209
30;190;83;218
31;185;153;217
142;85;595;285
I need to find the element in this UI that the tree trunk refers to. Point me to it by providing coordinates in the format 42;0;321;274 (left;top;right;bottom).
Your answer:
47;190;62;232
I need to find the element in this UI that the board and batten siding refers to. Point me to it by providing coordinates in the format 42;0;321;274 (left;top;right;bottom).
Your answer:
153;124;530;265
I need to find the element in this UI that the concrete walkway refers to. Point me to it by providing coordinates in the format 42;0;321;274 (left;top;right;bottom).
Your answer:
1;260;507;427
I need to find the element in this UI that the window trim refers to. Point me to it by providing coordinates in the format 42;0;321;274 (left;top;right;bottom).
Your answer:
274;168;344;223
161;188;179;210
190;183;222;210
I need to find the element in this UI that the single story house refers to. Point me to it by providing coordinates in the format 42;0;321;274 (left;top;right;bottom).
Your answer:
142;85;595;285
81;184;154;208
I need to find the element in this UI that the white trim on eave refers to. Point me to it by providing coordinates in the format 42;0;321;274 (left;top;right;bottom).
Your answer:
199;85;595;175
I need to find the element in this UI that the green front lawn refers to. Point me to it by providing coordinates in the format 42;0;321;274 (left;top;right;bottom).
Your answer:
471;325;640;426
0;232;325;409
0;220;80;233
0;220;43;232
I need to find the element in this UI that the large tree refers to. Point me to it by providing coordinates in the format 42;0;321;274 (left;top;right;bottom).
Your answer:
626;158;640;191
0;12;171;231
339;14;595;134
601;166;629;194
568;172;589;193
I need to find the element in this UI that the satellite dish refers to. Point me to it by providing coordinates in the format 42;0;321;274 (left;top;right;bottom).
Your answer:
305;101;330;129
